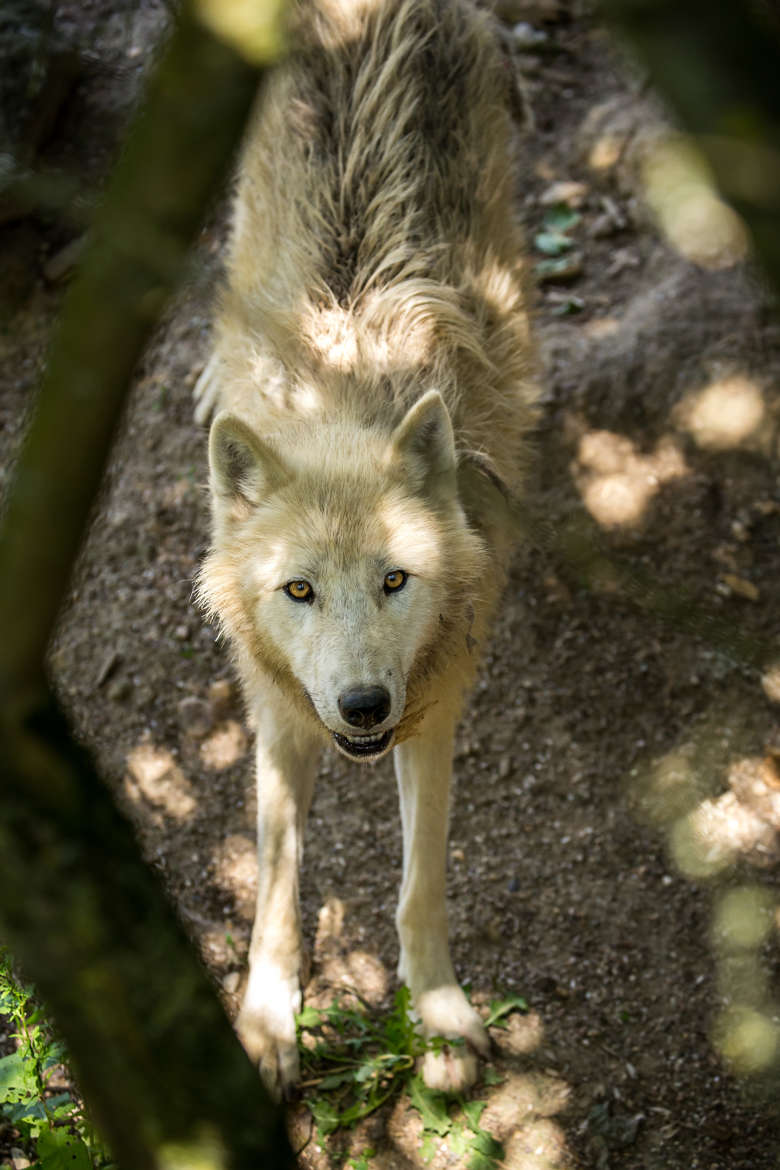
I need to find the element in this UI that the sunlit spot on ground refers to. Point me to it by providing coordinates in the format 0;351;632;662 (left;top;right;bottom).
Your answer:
200;719;249;770
670;756;779;880
762;663;780;704
385;1069;574;1170
480;1070;570;1133
212;833;258;921
674;374;766;450
633;730;780;1079
502;1118;572;1170
587;132;624;172
309;896;390;1005
490;1011;545;1057
641;135;749;269
574;429;687;528
124;742;196;819
715;1003;780;1076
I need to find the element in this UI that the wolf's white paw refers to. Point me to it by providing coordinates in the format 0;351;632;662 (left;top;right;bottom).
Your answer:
415;984;490;1094
235;968;301;1097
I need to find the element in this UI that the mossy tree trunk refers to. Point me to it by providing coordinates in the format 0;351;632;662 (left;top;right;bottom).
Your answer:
0;3;294;1167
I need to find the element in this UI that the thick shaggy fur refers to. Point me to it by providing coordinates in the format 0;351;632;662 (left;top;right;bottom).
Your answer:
197;0;538;1094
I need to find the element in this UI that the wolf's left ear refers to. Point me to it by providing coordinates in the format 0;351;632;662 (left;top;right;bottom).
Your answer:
390;390;456;488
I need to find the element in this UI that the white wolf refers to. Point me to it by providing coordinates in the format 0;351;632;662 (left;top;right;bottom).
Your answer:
196;0;538;1094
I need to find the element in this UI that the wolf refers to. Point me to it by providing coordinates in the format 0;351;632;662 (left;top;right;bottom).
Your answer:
195;0;538;1095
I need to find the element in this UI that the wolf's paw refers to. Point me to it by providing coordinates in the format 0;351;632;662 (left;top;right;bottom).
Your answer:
235;970;301;1097
415;984;490;1094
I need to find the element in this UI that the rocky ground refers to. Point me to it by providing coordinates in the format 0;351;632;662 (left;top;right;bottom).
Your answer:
2;2;780;1167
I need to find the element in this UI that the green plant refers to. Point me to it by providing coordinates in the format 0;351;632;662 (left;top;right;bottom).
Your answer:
0;949;114;1169
297;987;528;1168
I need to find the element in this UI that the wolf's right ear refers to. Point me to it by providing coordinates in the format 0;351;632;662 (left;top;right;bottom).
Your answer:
209;412;288;506
390;390;456;489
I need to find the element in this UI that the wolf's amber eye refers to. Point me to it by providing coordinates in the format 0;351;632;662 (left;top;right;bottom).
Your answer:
284;579;314;602
383;569;407;594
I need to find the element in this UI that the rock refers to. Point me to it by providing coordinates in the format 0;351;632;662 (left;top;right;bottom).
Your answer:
539;179;588;209
95;649;121;687
177;695;213;738
720;573;759;602
107;678;132;702
511;21;548;49
536;253;583;282
222;970;241;995
43;234;85;282
208;676;235;716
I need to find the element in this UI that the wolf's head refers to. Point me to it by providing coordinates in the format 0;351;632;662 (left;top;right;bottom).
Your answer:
198;391;485;762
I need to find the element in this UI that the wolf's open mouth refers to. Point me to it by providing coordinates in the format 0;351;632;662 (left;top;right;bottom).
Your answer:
332;728;394;761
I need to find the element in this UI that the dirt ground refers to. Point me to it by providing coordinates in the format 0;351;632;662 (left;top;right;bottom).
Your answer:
3;2;780;1167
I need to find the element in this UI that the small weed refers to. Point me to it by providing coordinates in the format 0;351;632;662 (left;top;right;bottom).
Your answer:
533;204;581;257
0;949;114;1169
297;986;528;1167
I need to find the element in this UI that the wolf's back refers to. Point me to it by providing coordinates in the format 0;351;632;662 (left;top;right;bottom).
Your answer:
217;0;537;493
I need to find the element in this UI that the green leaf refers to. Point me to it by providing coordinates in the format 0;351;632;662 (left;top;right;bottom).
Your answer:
317;1070;356;1091
462;1100;486;1130
534;230;573;256
469;1129;504;1160
484;995;528;1029
420;1131;437;1163
296;1005;323;1029
309;1096;342;1135
535;255;580;278
449;1122;469;1155
482;1066;505;1086
0;1049;36;1103
543;204;581;233
408;1075;452;1137
36;1126;93;1170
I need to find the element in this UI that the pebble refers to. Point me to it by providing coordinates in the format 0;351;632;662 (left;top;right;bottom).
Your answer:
222;970;241;995
177;695;213;738
536;253;583;282
512;21;548;49
539;179;589;209
107;678;132;702
43;234;85;283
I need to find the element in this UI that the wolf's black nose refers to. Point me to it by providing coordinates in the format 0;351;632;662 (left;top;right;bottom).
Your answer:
338;686;391;729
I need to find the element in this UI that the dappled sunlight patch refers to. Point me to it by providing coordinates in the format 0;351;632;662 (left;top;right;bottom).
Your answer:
641;135;749;269
712;886;774;953
574;429;687;529
671;787;776;880
674;375;766;451
632;728;780;1079
211;833;258;921
502;1118;572;1170
200;719;249;770
124;742;196;819
385;1085;574;1170
714;1004;780;1077
480;1071;570;1136
761;664;780;704
309;899;390;1004
632;741;714;829
489;1009;545;1056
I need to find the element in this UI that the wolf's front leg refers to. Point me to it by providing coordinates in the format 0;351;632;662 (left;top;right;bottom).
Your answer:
394;706;489;1093
236;691;319;1096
